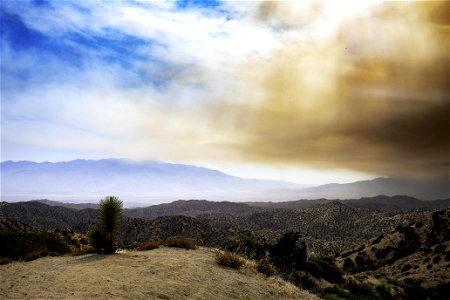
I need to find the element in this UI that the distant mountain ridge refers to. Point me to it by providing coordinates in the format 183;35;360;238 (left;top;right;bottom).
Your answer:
1;159;301;203
1;159;448;203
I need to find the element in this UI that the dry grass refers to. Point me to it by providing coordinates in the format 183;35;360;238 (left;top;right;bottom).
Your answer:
165;236;198;250
136;241;161;251
215;251;245;269
0;247;319;300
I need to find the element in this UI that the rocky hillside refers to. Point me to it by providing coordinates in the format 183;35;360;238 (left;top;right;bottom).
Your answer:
0;201;97;232
0;201;250;250
199;202;433;255
124;199;265;219
1;199;440;256
335;208;450;299
248;195;450;212
118;215;245;249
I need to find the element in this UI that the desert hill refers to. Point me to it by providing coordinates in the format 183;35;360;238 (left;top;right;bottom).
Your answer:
247;195;450;211
0;198;440;255
198;201;433;255
0;247;318;300
0;201;97;232
335;208;450;299
1;198;448;299
124;199;265;219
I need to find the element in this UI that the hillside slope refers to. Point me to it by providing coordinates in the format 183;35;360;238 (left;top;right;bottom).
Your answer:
335;208;450;299
0;248;318;300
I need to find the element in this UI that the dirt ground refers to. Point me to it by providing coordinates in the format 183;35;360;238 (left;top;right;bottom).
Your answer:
0;247;318;300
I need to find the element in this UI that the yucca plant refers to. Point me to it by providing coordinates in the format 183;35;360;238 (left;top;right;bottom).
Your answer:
89;196;123;254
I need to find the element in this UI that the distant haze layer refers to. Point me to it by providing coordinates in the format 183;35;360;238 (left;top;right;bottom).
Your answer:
1;159;448;205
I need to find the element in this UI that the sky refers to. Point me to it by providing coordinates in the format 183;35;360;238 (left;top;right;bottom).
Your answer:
1;0;449;185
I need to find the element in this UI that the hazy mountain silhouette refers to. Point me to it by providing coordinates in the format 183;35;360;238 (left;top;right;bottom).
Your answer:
1;159;302;203
1;159;447;204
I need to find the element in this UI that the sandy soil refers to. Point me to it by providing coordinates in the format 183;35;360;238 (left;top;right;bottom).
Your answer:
0;247;318;300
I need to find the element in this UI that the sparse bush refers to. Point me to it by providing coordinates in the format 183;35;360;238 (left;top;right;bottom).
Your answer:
343;257;355;272
403;278;426;300
166;236;198;250
323;294;345;300
88;225;107;254
434;244;445;254
257;258;275;276
137;241;161;251
292;270;319;291
307;256;343;283
24;251;41;262
432;255;441;263
375;283;395;300
0;257;12;265
224;237;267;260
270;231;307;272
372;234;385;245
344;280;379;300
215;251;245;269
322;285;350;299
0;231;69;261
355;255;365;266
401;264;412;273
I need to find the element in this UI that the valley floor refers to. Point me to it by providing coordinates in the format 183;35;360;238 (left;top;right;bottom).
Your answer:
0;247;318;300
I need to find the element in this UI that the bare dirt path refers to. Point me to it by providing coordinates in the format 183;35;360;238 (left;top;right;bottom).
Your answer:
0;247;318;300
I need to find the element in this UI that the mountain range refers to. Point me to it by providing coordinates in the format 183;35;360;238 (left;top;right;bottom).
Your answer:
1;159;448;204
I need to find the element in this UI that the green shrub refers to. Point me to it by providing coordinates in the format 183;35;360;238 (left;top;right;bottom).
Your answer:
375;283;395;300
224;238;268;260
432;256;441;263
137;241;161;251
270;231;307;272
215;251;245;269
24;251;41;262
88;225;107;254
0;231;69;261
307;256;343;283
0;257;12;265
166;236;198;250
343;257;355;272
372;234;385;245
344;281;379;300
257;258;275;276
401;264;412;273
322;285;350;298
292;270;319;291
88;196;123;255
323;294;344;300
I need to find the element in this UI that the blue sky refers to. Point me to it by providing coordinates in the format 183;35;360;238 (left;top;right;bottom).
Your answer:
1;1;448;185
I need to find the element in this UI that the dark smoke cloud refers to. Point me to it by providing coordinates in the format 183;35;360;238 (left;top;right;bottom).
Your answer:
213;1;449;181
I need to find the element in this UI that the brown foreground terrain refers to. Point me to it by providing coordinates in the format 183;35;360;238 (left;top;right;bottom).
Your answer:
0;247;318;300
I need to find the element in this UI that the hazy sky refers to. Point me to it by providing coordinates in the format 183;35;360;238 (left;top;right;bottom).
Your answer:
1;0;448;185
